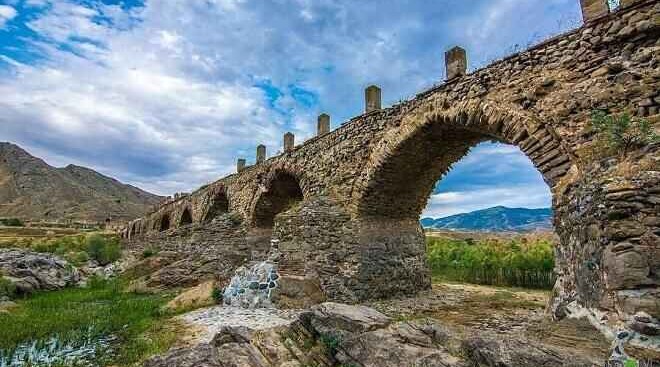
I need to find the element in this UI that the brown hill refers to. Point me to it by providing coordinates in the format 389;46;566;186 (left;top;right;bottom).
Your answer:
0;142;163;223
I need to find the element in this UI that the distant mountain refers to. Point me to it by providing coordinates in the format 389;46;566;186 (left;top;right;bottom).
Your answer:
421;206;552;232
0;142;163;223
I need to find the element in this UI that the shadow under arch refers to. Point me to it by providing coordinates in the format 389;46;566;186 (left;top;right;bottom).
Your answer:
252;170;304;229
203;187;230;222
159;213;171;232
179;207;193;226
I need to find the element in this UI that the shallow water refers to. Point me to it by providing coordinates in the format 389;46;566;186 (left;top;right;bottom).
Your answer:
0;329;116;367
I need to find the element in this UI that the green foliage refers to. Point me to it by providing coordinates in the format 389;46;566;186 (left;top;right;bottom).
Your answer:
590;110;659;156
0;218;24;227
0;277;17;299
427;237;555;289
319;334;341;355
211;287;224;304
0;278;177;366
141;247;157;259
86;234;121;266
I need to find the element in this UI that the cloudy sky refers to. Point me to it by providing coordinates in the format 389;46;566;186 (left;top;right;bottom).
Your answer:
0;0;583;218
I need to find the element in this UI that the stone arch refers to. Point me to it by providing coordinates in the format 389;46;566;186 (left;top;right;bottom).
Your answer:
252;170;305;229
179;207;193;226
354;102;573;220
203;187;230;222
350;102;574;300
159;213;171;232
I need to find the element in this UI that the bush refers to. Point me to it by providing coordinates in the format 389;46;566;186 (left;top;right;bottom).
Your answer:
86;234;122;266
590;110;659;156
0;218;24;227
211;288;224;304
0;277;16;299
141;248;157;259
427;237;555;289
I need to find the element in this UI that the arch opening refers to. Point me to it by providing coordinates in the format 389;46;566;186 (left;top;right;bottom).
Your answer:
180;208;193;226
204;190;229;222
353;113;564;299
254;172;303;229
159;213;171;232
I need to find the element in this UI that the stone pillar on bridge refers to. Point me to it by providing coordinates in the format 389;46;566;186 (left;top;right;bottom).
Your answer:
284;132;294;152
256;144;266;164
365;85;381;113
579;0;609;21
237;158;246;172
317;113;330;136
445;46;467;81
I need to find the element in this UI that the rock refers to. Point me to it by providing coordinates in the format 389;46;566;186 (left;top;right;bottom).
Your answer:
0;248;80;295
144;344;222;367
271;275;326;309
335;320;463;367
309;302;391;340
461;335;594;367
164;280;216;312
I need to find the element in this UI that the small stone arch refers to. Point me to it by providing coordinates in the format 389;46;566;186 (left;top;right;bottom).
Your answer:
203;187;230;222
179;207;193;226
129;222;138;238
252;170;304;229
159;213;171;232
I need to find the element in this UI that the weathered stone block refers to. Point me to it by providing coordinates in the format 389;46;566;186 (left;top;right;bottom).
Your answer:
236;158;246;172
580;0;609;22
445;46;467;80
283;132;294;152
317;113;330;135
365;85;381;113
256;144;266;164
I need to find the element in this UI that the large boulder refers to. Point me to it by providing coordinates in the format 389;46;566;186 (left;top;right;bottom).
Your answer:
0;248;80;295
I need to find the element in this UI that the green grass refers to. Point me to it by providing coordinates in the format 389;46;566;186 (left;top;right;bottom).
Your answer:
0;277;178;366
427;236;555;289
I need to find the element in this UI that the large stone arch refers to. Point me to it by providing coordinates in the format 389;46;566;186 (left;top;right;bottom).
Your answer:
349;102;574;300
354;102;572;220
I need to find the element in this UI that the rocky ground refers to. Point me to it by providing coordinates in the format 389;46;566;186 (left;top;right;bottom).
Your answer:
144;282;644;367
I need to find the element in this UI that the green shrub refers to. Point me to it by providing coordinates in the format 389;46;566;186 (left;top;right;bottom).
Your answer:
0;218;24;227
590;110;659;156
319;334;341;355
211;288;224;304
0;277;16;299
86;234;121;266
427;237;555;289
141;248;157;259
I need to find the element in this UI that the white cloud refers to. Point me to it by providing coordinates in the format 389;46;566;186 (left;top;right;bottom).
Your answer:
0;0;580;200
0;5;17;28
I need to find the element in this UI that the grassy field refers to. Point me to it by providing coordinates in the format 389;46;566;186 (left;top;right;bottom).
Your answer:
0;278;179;367
426;233;556;289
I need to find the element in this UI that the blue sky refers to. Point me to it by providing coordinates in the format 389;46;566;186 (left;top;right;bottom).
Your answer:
0;0;583;217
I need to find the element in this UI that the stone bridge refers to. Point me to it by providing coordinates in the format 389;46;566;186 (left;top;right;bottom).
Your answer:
125;0;659;339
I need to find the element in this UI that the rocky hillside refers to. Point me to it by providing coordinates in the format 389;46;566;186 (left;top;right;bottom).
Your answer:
421;206;552;232
0;142;162;223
